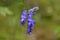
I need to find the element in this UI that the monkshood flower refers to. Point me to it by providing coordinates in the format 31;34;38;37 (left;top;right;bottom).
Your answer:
27;9;36;34
27;20;36;34
20;10;27;25
28;11;34;20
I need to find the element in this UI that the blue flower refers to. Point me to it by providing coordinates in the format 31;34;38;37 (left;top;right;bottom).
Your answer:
28;14;33;21
22;10;27;16
27;20;36;34
28;10;34;21
20;10;27;25
20;19;26;25
21;10;27;19
27;9;36;34
20;6;39;34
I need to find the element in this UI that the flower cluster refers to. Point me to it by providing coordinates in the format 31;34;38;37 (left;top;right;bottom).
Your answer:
20;10;27;26
20;6;39;34
27;20;36;34
27;9;36;34
27;6;39;34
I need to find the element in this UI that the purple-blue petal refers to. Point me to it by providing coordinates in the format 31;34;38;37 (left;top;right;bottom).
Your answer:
28;14;33;19
20;19;26;25
21;15;26;19
22;10;27;15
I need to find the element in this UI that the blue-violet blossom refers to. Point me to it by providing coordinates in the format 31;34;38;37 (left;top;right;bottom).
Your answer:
27;20;36;34
27;9;36;34
20;10;27;25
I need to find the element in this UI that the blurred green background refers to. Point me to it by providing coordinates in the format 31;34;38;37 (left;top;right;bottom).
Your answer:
0;0;60;40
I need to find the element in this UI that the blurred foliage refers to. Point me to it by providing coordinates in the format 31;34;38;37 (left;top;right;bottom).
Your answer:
0;0;60;40
0;7;13;16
